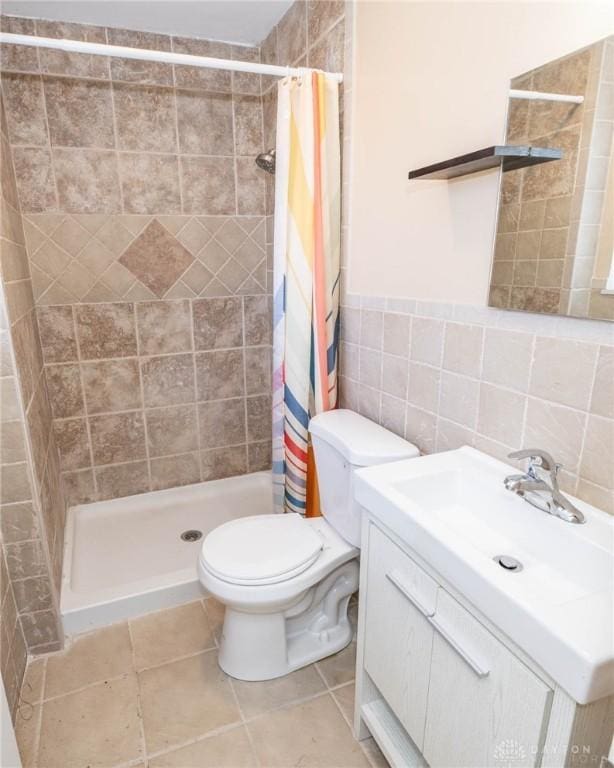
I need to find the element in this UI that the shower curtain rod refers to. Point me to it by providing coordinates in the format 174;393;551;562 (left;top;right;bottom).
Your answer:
0;32;344;83
509;88;584;104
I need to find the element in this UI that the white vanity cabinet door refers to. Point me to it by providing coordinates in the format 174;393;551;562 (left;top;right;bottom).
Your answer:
363;524;438;750
423;589;552;768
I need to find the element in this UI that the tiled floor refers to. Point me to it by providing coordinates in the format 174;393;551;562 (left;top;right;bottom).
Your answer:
14;598;388;768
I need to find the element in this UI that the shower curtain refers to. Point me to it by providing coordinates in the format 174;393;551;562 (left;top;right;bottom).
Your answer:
272;71;341;515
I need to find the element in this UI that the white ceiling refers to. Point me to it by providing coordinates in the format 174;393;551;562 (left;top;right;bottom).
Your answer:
0;0;293;45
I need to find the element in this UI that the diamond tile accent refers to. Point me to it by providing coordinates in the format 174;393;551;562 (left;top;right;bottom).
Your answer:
119;220;195;298
51;218;90;256
23;214;267;304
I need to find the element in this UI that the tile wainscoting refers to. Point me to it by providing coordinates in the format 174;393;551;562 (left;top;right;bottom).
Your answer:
339;294;614;515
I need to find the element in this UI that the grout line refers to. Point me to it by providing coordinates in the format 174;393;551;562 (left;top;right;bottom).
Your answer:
72;303;99;499
133;304;153;492
126;621;148;766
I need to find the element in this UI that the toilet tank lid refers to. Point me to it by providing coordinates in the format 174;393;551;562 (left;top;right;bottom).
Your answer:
309;409;419;466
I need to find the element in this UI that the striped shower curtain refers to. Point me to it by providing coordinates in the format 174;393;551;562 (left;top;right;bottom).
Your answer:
272;71;341;515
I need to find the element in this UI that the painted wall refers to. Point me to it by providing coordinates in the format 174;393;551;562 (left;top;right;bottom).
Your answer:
347;1;614;303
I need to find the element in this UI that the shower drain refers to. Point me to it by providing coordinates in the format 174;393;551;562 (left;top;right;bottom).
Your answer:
180;529;203;543
493;554;523;572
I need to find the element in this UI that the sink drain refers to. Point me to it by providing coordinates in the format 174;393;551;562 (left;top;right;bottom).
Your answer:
493;554;523;572
180;529;203;543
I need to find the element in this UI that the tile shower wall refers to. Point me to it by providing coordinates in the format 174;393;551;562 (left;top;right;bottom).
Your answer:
1;96;62;718
260;0;347;230
1;15;274;503
339;297;614;515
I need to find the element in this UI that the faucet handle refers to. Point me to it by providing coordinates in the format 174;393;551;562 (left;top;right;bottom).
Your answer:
508;449;562;482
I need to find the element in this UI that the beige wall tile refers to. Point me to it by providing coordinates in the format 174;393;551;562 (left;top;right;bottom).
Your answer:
177;91;234;156
307;0;344;47
146;404;198;458
95;460;149;500
436;417;475;452
590;346;614;419
381;354;408;399
119;220;193;297
524;398;586;472
53;418;91;470
580;415;613;488
380;393;405;436
477;383;526;447
443;322;483;377
234;95;264;157
172;37;232;92
482;328;533;392
244;296;271;345
201;445;247;481
247;441;271;472
439;372;479;429
61;467;96;506
12;147;57;213
359;309;383;350
82;358;141;414
236;158;266;216
141;353;195;407
53;148;121;213
196;349;245;401
150;453;200;491
277;0;307;66
44;78;115;149
383;312;410;357
199;398;246;449
407;362;439;413
245;346;272;395
113;83;177;153
529;337;598;409
2;74;48;147
75;302;137;359
45;363;84;418
107;28;172;85
136;300;192;355
118;153;181;215
193;297;243;350
247;394;271;442
90;411;146;464
181;156;236;215
37;20;109;80
405;404;436;454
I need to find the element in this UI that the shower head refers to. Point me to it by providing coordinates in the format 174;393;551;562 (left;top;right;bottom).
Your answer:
255;148;276;174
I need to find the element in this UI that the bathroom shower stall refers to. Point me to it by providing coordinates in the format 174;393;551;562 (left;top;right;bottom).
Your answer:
0;2;347;715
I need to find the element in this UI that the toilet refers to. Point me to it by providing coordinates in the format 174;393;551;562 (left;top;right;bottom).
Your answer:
198;409;419;681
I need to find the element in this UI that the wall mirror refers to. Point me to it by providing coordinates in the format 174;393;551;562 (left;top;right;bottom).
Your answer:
489;35;613;321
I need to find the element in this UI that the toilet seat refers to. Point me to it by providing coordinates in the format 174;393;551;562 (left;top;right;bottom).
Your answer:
201;514;324;586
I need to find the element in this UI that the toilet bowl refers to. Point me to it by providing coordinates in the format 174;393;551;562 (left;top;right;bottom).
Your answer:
198;409;419;681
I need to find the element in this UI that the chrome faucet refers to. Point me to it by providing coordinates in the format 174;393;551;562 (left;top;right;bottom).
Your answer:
504;449;585;524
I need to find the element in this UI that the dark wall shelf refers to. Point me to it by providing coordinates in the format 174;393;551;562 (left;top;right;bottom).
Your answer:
408;145;562;180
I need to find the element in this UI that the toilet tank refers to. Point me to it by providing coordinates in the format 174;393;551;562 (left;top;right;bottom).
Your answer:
309;410;419;547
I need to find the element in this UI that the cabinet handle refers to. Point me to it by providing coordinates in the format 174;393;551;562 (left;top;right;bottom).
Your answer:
427;616;490;678
385;571;435;618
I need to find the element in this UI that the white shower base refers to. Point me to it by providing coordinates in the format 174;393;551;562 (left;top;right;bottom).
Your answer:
61;471;272;635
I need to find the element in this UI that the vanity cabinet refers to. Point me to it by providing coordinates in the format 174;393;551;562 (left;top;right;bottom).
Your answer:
355;518;614;768
363;525;436;749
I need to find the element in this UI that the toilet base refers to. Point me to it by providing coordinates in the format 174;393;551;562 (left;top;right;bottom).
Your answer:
217;559;359;681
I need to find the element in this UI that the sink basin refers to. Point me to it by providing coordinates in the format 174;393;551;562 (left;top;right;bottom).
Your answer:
354;446;614;704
